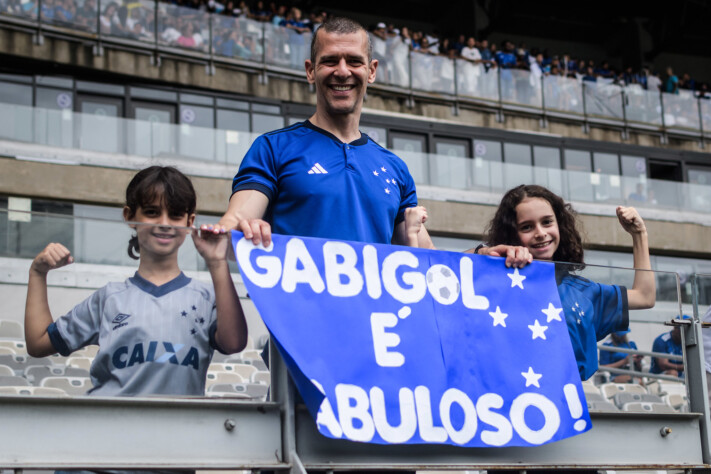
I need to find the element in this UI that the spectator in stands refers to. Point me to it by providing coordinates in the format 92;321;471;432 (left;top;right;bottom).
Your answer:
582;66;597;83
250;0;270;22
627;183;647;203
664;66;679;94
646;69;662;92
478;38;495;72
482;185;655;380
99;1;117;34
650;316;687;378
24;166;248;396
280;7;310;69
75;0;97;30
495;40;517;101
678;72;695;91
453;34;466;55
697;83;710;100
216;15;437;251
388;26;411;87
370;22;388;82
270;3;286;25
177;21;203;49
459;37;482;95
599;330;643;383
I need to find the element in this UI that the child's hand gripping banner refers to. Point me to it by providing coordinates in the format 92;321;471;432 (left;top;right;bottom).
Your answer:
232;232;591;447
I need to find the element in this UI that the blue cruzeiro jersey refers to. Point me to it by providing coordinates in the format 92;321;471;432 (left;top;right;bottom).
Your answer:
48;272;222;396
650;331;683;375
232;121;418;244
556;271;629;380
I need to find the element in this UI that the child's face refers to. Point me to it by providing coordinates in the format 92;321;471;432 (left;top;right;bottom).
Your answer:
125;197;195;259
514;197;560;261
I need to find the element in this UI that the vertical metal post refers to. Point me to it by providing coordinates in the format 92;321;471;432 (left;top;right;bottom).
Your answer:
406;49;414;109
259;20;268;85
34;0;44;45
152;0;160;67
269;339;306;474
621;87;629;140
690;275;711;464
659;90;668;144
496;65;504;123
697;97;705;149
539;73;547;128
581;81;589;134
93;0;103;55
452;57;459;116
206;14;215;75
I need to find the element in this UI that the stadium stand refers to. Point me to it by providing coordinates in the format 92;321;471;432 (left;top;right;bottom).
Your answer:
1;1;711;470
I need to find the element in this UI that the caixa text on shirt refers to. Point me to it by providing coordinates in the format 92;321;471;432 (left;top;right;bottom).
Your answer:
112;342;200;370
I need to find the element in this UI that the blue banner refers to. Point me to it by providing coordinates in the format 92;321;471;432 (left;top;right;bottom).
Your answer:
232;232;591;447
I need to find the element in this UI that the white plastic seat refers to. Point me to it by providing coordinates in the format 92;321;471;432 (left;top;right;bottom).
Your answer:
239;349;262;361
250;371;271;385
0;320;23;339
0;386;67;396
0;365;14;376
599;382;647;399
205;371;245;390
663;393;689;410
24;365;90;385
0;375;30;386
587;401;618;412
40;376;92;396
74;345;99;358
0;341;27;355
612;392;663;408
622;402;677;414
66;356;93;371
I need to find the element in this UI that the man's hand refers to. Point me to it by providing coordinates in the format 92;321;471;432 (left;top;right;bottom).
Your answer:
478;244;532;268
215;190;272;246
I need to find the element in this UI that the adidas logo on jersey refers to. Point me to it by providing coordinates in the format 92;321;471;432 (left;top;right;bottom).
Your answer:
308;163;328;174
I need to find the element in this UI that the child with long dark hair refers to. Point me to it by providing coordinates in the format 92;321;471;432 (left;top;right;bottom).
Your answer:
484;184;655;380
25;166;248;396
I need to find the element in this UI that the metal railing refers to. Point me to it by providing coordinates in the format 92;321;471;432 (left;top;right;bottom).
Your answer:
0;2;709;141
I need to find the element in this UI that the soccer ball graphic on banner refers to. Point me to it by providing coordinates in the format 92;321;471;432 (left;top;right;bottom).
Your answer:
425;264;461;305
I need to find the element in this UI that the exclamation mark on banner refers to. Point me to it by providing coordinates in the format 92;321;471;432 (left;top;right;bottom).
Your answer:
564;383;588;431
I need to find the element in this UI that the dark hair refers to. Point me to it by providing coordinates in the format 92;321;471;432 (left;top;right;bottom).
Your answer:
125;166;196;260
484;185;585;266
310;16;372;63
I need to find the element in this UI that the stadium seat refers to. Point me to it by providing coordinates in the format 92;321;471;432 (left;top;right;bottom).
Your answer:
0;355;55;376
599;382;647;399
582;380;601;396
250;371;271;385
649;381;687;397
0;340;27;355
40;376;92;396
612;392;663;408
205;371;245;390
74;345;99;358
0;386;67;396
66;356;93;371
663;393;689;410
0;375;30;386
239;349;262;361
587;401;619;412
0;320;23;339
207;382;268;400
0;347;14;355
622;402;677;414
0;365;14;376
24;365;90;385
243;359;268;372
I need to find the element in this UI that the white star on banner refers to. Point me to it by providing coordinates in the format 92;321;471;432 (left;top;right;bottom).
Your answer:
528;319;548;340
507;268;526;289
488;306;508;327
381;166;387;172
384;188;391;194
541;302;563;323
373;170;379;176
521;367;542;388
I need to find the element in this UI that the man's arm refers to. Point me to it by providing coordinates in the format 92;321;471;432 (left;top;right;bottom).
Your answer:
217;189;272;246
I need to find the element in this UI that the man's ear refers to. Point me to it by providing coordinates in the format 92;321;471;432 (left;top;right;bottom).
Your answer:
305;59;315;84
367;59;378;84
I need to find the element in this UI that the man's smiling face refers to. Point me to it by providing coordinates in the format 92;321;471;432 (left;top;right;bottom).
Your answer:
306;30;377;118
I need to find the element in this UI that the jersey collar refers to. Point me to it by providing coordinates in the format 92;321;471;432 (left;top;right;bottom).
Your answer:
304;120;369;146
130;271;191;297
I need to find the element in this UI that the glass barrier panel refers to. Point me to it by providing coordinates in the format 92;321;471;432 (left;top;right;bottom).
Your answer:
157;2;208;53
701;98;711;134
127;117;175;158
455;59;497;101
662;92;700;131
39;0;93;31
0;102;34;143
429;153;472;189
554;261;689;411
543;75;583;115
694;274;711;315
624;86;662;126
411;52;454;95
508;69;542;108
263;20;291;68
583;81;623;120
0;0;38;19
75;108;122;153
178;122;216;161
472;157;504;191
34;106;74;148
380;36;410;88
213;16;263;62
564;168;596;203
686;181;711;213
396;150;429;185
99;0;154;43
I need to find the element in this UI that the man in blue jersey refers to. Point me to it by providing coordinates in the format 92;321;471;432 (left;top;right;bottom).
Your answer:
217;16;530;268
650;316;687;378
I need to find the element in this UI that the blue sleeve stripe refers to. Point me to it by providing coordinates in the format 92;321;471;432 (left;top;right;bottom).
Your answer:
47;322;72;357
230;182;273;202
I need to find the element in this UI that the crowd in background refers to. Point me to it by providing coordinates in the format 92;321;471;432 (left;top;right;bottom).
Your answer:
1;0;710;100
